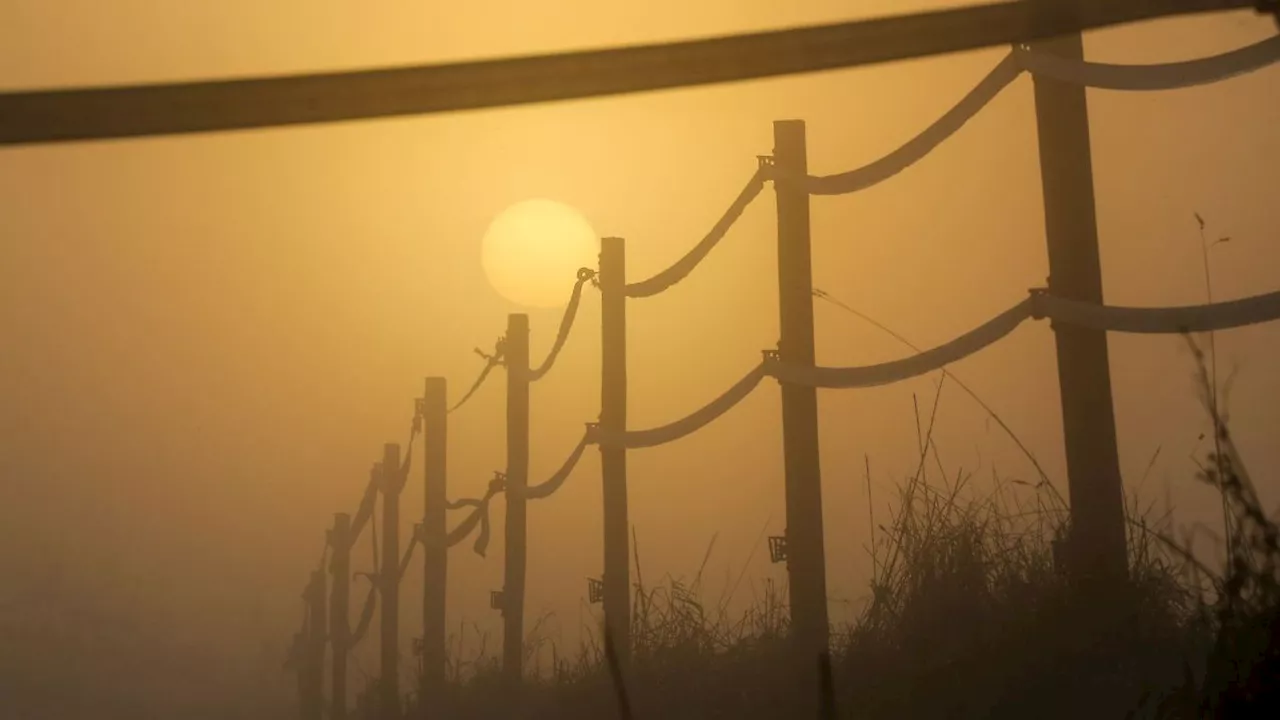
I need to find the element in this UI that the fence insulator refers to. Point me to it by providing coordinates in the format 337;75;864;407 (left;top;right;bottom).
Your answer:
768;535;789;564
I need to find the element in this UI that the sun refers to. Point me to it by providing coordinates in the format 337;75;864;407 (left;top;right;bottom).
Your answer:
481;199;600;309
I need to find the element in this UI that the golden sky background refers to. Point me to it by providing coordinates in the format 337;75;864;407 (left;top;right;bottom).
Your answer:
1;1;1278;714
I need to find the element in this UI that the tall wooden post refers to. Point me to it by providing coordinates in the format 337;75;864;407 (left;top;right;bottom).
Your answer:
1029;9;1128;589
329;513;351;720
421;378;448;712
305;568;327;720
503;314;529;690
772;119;830;706
599;237;631;665
379;445;402;719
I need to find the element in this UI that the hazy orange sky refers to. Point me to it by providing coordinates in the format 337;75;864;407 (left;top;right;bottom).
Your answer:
2;1;1278;715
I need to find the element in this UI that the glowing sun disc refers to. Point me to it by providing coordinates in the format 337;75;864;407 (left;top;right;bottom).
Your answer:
481;199;600;309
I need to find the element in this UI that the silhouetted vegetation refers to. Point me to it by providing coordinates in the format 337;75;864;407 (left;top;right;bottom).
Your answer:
369;344;1278;720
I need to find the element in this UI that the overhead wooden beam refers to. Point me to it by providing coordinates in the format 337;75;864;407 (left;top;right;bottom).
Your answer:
0;0;1255;146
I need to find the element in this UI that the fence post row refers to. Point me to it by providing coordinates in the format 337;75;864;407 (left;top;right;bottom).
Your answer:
773;119;831;709
1029;0;1129;591
503;314;531;691
294;17;1280;718
421;378;449;712
379;445;402;720
599;237;632;666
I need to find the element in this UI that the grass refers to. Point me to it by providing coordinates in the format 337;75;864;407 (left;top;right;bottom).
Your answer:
363;338;1278;720
391;480;1204;719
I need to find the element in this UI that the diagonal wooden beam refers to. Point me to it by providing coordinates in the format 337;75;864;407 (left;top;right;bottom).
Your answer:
0;0;1256;146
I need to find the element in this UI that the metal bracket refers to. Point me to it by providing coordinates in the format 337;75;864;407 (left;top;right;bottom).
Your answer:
588;578;604;604
411;637;424;657
490;590;505;611
761;348;781;363
768;534;788;564
756;154;775;169
414;397;426;417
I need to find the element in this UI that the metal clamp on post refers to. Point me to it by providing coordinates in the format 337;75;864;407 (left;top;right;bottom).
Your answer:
475;335;507;368
761;348;781;381
768;532;788;564
1027;287;1049;320
756;154;777;188
1027;286;1056;332
490;590;505;613
587;577;605;604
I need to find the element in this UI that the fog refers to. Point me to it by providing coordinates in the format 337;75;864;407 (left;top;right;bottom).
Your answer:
1;2;1277;717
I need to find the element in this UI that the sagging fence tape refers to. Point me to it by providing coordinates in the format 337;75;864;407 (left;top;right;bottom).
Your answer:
593;285;1280;444
794;32;1280;196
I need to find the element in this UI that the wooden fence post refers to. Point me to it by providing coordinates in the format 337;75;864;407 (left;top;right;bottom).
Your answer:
503;314;530;691
1029;3;1129;590
379;444;402;720
772;119;830;709
599;237;631;666
421;377;448;712
329;513;351;720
